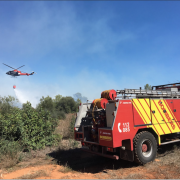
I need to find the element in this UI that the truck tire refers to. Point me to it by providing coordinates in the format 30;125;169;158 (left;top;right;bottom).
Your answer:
133;131;157;165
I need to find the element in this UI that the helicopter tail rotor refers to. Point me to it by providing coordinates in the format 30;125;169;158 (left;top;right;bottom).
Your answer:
30;71;36;75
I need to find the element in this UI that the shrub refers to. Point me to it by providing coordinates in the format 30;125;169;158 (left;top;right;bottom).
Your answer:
0;139;23;168
0;102;62;150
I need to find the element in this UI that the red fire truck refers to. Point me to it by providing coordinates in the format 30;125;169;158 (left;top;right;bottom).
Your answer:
74;83;180;164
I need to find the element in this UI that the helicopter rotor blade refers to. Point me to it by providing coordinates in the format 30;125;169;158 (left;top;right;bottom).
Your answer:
16;65;25;70
3;63;15;69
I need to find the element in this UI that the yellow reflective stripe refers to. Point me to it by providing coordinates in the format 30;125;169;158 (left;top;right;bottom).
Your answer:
160;100;178;132
137;99;161;135
152;100;172;134
132;99;162;144
132;99;148;125
137;99;164;136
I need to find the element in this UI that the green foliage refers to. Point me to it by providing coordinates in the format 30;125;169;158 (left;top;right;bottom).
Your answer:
56;97;78;113
144;84;152;90
0;92;82;158
53;94;63;103
37;96;55;112
0;102;62;150
36;94;79;120
76;98;81;105
0;139;23;168
0;95;18;115
69;115;76;138
50;110;66;120
0;139;22;159
0;107;23;141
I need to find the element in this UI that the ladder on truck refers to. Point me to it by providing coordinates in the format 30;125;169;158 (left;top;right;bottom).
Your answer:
116;87;180;98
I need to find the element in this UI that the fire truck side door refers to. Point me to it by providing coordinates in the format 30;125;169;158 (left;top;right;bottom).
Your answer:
150;99;175;135
150;99;165;126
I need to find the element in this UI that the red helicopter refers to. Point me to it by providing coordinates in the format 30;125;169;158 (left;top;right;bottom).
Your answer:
3;63;36;77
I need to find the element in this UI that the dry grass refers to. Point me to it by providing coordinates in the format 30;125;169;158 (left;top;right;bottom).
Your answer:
144;145;180;179
58;163;73;173
159;148;180;166
2;145;180;179
106;171;119;179
6;139;81;172
1;146;59;173
95;172;108;179
58;139;81;150
15;170;49;179
55;113;75;139
0;151;23;169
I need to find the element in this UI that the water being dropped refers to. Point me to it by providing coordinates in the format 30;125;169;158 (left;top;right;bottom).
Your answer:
14;89;28;104
14;89;38;108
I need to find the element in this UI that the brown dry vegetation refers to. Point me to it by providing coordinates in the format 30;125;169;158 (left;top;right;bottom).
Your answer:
1;142;180;179
55;113;75;139
1;113;180;179
0;151;22;169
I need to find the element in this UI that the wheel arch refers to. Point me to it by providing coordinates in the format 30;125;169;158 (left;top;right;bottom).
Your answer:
136;128;159;145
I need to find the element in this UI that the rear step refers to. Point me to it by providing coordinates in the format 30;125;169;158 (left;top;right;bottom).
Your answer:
82;148;119;160
161;139;180;145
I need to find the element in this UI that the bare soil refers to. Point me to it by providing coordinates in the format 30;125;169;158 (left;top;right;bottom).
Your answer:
1;141;180;179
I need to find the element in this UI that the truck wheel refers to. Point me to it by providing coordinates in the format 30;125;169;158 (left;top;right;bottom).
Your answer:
133;131;157;165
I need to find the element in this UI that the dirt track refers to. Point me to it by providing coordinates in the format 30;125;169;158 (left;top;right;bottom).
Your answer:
1;141;180;179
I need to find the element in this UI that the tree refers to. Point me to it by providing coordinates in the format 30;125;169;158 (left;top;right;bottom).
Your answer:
0;95;19;115
56;96;78;113
36;95;64;119
144;84;152;90
37;96;55;112
76;98;81;105
53;94;62;103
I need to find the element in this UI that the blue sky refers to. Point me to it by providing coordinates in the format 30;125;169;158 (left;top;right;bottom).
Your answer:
0;1;180;107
